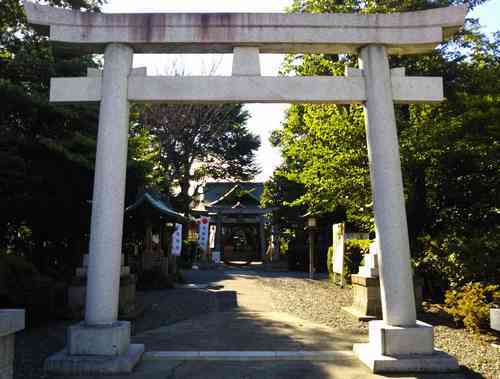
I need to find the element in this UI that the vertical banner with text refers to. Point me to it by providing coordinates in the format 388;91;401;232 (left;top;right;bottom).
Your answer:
171;223;183;257
197;216;210;253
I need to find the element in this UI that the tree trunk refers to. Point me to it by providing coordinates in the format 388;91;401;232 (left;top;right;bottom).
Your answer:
406;165;427;256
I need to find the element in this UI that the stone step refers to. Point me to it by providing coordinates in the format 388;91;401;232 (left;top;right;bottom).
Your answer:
143;350;355;361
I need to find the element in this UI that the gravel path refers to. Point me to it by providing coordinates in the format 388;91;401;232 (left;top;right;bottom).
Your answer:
258;276;500;379
13;270;500;379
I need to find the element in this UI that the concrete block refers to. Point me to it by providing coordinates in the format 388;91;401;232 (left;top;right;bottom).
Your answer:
346;276;424;321
491;308;500;331
144;351;200;360
200;351;275;361
0;366;13;379
368;320;434;356
232;47;261;76
131;67;147;76
0;310;23;379
354;343;459;373
391;67;406;76
44;344;144;375
143;350;356;362
0;335;14;369
0;310;25;337
67;321;131;356
86;68;101;77
345;67;363;77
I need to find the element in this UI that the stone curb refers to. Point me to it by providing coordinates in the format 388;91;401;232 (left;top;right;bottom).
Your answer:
144;350;354;361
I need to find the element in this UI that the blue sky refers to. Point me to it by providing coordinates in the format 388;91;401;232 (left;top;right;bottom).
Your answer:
469;0;500;36
103;0;500;182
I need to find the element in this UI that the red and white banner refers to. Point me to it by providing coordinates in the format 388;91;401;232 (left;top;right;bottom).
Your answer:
197;216;210;253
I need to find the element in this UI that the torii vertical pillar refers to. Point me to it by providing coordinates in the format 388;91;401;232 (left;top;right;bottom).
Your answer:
45;44;144;374
353;45;458;372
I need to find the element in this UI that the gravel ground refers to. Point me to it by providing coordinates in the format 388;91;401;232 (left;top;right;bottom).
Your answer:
259;276;367;332
422;304;500;379
12;270;500;379
13;287;216;379
258;276;500;379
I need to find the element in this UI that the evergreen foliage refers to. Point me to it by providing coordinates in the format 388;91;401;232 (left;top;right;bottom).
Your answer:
0;1;153;275
269;0;499;291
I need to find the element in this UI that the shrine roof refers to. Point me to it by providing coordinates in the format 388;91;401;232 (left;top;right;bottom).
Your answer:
126;191;187;223
203;182;264;207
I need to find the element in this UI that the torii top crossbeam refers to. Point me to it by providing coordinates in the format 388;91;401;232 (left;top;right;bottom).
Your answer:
24;1;466;55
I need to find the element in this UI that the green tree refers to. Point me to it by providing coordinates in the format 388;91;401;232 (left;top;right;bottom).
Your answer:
272;0;498;289
0;1;155;275
138;103;261;216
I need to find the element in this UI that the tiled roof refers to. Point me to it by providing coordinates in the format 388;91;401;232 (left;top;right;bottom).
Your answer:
202;182;264;205
126;191;187;223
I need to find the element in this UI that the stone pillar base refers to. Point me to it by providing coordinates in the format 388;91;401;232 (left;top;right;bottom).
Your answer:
344;275;424;321
44;344;144;375
353;320;459;373
0;309;25;379
68;321;131;356
44;322;144;375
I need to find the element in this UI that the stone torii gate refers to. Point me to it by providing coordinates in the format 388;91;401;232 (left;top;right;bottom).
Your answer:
23;1;466;375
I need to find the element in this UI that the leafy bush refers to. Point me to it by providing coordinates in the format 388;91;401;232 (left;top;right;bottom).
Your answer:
0;254;59;325
444;282;500;332
415;233;500;292
327;239;370;283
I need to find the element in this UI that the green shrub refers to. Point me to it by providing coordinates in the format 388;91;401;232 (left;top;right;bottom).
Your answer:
0;254;57;325
344;240;370;281
327;246;334;279
327;239;370;283
444;282;500;332
415;232;500;295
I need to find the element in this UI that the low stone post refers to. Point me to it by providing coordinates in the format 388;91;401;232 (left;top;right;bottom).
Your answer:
491;308;500;348
213;216;223;263
0;309;25;379
259;217;266;262
344;240;423;321
271;225;280;262
353;45;458;372
68;254;138;319
45;43;144;375
308;227;316;280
